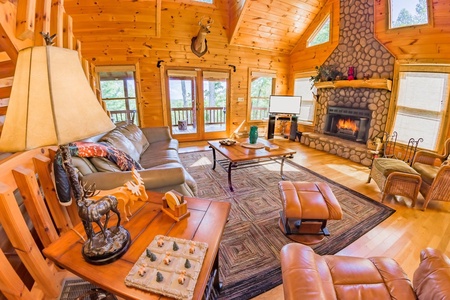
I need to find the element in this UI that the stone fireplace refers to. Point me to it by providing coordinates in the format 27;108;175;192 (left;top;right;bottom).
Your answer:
300;0;395;166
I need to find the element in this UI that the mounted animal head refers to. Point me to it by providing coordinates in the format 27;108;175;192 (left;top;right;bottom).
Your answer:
191;17;213;57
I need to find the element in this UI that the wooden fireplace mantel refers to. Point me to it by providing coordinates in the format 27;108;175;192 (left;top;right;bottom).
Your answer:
314;78;392;91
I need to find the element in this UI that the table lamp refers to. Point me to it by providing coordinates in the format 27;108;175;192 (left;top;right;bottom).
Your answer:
0;40;131;264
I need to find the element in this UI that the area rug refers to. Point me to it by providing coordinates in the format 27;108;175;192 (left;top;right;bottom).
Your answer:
179;151;395;300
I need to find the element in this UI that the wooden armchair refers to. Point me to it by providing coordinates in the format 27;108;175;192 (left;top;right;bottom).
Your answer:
412;138;450;210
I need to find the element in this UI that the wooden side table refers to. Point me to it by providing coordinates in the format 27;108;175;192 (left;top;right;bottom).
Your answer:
43;191;231;299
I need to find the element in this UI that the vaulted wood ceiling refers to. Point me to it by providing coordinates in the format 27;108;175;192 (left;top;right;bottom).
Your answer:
63;0;326;54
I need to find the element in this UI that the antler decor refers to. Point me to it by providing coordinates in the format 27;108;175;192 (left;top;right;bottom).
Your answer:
191;16;214;57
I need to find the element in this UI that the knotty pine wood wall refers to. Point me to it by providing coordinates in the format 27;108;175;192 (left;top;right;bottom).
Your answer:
374;0;450;64
289;0;340;77
373;0;450;142
77;1;290;132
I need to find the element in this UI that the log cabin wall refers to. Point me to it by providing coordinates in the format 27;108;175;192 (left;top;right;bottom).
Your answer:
374;0;450;142
289;0;340;73
64;0;291;133
374;0;450;64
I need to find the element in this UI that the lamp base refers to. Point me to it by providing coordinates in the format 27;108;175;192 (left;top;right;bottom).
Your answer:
82;226;131;265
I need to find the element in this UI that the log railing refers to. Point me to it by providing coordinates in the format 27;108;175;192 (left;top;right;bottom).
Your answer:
0;147;78;299
170;106;228;126
109;109;136;124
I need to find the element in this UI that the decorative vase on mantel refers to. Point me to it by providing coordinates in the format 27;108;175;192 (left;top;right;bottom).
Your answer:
249;126;258;144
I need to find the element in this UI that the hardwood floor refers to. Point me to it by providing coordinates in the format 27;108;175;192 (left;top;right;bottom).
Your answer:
179;138;450;300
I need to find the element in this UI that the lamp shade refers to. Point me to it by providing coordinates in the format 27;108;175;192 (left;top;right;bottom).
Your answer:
0;46;115;152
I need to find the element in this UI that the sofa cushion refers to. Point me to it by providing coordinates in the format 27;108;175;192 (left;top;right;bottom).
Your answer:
99;129;140;162
90;157;122;172
139;149;181;168
148;162;198;195
413;162;439;185
117;123;149;155
72;157;97;175
373;158;419;177
146;140;179;152
413;248;450;300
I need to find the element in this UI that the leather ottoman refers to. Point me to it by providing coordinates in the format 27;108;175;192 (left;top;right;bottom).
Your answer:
278;181;343;244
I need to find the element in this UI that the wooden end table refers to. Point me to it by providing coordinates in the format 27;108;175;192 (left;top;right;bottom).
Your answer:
208;138;296;191
43;191;230;300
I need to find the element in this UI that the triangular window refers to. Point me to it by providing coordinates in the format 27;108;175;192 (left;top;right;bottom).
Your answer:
307;15;330;47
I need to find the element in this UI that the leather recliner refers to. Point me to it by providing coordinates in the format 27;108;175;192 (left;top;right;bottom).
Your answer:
280;243;450;299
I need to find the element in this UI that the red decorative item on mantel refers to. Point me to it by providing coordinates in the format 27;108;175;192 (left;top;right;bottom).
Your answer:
348;67;355;81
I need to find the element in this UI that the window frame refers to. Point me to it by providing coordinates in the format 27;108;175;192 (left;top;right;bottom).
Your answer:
388;64;450;152
293;71;317;125
387;0;433;31
307;13;331;48
95;64;141;126
247;69;276;122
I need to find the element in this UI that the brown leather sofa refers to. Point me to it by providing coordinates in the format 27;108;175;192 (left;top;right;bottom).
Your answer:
71;123;198;196
281;243;450;299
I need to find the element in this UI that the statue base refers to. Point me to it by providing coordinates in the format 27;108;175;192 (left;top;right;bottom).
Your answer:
82;226;131;265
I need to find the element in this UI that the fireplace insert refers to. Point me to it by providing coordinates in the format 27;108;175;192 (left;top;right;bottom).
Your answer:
324;106;371;143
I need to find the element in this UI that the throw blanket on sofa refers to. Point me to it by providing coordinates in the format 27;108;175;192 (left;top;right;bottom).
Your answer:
66;142;142;171
54;142;142;204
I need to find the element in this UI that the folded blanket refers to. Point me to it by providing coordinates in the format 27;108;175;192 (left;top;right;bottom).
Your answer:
54;141;143;204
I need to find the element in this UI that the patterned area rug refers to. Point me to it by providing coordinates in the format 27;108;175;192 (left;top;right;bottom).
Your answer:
179;151;395;300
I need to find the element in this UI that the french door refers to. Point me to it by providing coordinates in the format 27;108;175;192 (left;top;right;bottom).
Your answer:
166;69;230;141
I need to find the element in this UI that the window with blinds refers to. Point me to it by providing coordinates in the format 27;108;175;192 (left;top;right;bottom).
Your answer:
392;71;450;150
294;76;317;124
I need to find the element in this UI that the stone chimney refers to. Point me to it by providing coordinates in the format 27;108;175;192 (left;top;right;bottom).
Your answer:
315;0;395;140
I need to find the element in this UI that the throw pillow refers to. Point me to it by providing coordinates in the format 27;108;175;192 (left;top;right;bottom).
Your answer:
99;129;141;162
117;123;150;155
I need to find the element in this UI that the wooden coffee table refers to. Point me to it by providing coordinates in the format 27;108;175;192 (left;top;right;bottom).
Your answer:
43;191;230;300
208;138;296;191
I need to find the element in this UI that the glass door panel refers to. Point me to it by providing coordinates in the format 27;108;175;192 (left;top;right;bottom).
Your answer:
168;77;197;136
203;79;227;133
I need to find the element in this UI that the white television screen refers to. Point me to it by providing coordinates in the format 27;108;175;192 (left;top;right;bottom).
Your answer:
269;95;302;114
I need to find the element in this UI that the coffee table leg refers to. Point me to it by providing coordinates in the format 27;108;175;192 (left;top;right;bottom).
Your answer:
280;157;286;180
204;251;222;299
210;146;217;170
228;162;234;192
213;252;222;291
